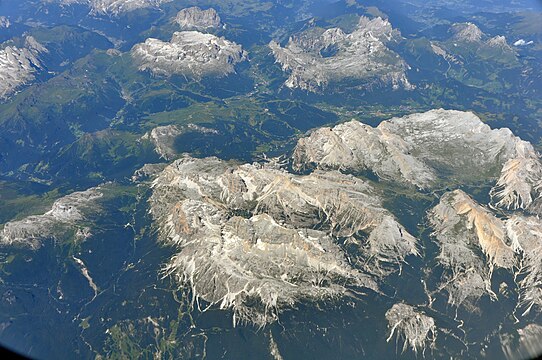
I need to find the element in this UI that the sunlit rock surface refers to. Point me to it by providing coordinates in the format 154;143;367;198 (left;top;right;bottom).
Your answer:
141;124;219;160
131;163;167;182
0;37;47;99
428;190;542;318
44;0;172;15
506;215;542;314
428;190;515;308
175;7;221;31
451;22;484;43
386;303;436;354
0;16;10;28
0;187;102;249
269;16;412;92
149;156;419;325
491;140;542;210
131;31;247;79
527;197;542;216
431;22;517;67
451;22;514;52
292;109;542;206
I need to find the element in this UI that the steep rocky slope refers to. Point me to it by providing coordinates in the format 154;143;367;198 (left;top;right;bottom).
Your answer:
292;109;542;210
44;0;172;15
149;156;418;325
270;16;412;92
0;37;47;99
141;124;219;160
175;7;221;31
132;31;247;79
0;187;102;249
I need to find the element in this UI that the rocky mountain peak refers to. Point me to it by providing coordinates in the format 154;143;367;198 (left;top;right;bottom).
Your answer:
292;109;542;209
175;6;221;31
0;36;48;99
487;34;514;51
131;31;247;79
44;0;172;16
150;156;419;326
451;22;484;42
270;16;411;92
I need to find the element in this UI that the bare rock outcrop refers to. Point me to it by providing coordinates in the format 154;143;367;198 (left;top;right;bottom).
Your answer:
44;0;172;15
386;303;436;354
432;22;516;66
149;156;419;326
175;7;221;31
0;16;10;28
429;190;542;315
0;37;48;99
0;187;103;249
292;109;542;210
502;324;542;360
141;124;219;160
451;22;514;52
132;31;247;79
428;190;515;308
269;16;412;92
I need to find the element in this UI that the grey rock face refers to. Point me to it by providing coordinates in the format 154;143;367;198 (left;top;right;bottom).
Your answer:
0;16;10;28
131;31;247;79
149;156;418;326
527;197;542;216
269;16;412;92
0;187;103;249
0;37;48;99
141;124;219;160
432;22;516;65
507;215;542;313
131;163;167;182
451;22;484;42
490;141;542;210
428;190;514;309
428;190;542;317
290;109;542;330
44;0;172;15
386;303;436;354
292;109;542;210
175;7;221;31
451;22;514;52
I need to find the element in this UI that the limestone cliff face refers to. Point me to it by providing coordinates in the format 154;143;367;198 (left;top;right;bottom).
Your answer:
506;215;542;313
451;22;514;52
386;303;436;354
44;0;172;15
269;16;412;92
428;190;514;309
149;156;418;326
428;190;542;314
451;22;484;43
141;124;219;160
144;108;542;332
0;37;48;99
0;187;102;249
292;109;542;210
131;31;247;79
431;22;517;68
175;7;221;31
1;105;540;355
290;108;542;326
